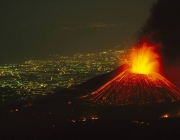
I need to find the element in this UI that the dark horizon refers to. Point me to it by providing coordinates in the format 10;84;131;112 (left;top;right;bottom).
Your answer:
0;0;156;64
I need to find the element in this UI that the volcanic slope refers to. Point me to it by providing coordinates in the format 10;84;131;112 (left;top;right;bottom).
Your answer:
83;70;180;105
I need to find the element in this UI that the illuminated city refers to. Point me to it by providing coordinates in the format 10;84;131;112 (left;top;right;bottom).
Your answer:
0;48;127;105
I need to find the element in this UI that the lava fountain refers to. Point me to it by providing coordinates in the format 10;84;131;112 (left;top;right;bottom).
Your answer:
130;44;160;74
82;44;180;105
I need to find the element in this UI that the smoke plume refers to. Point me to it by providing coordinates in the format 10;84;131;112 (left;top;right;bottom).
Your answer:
139;0;180;87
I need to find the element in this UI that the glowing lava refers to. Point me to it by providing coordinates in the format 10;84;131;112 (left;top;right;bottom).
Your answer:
130;44;159;74
82;43;180;105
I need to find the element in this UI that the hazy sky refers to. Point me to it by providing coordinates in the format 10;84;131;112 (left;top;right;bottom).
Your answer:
0;0;156;64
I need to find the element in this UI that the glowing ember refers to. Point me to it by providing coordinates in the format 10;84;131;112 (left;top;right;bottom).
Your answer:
130;44;159;74
160;114;169;118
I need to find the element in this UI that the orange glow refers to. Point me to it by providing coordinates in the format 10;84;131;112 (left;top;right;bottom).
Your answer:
130;44;160;74
71;120;76;123
67;101;72;104
161;114;169;118
92;117;98;120
81;42;180;106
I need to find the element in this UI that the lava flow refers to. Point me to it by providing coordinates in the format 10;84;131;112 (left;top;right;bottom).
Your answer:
82;44;180;105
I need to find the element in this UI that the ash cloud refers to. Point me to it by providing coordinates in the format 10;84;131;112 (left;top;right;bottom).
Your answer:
139;0;180;87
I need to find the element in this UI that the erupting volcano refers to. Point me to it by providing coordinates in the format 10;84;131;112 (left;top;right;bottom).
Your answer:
82;44;180;105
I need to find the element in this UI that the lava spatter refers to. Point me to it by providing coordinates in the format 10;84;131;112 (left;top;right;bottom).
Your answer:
84;70;180;105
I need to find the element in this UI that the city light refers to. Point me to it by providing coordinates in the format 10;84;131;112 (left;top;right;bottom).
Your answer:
0;49;127;105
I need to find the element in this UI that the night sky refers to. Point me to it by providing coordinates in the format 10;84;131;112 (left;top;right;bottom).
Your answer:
0;0;156;64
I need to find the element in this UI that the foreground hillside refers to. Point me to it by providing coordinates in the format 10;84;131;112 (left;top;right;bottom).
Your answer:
1;65;180;139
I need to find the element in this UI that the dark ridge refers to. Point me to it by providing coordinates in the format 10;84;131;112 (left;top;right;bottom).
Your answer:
75;64;130;92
